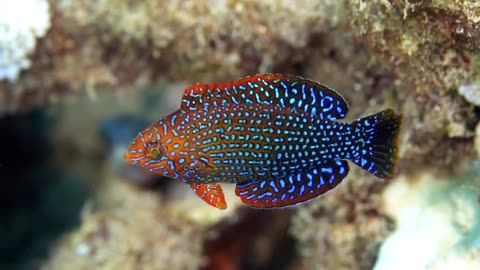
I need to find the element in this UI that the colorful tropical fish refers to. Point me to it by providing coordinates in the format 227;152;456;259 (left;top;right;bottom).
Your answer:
125;74;402;209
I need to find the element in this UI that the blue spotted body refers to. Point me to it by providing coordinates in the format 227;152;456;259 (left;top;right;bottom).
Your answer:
125;74;402;209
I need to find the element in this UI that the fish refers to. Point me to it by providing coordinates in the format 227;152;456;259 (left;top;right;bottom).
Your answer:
124;74;402;209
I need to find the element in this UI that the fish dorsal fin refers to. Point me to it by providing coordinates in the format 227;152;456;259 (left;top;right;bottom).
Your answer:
190;183;227;209
235;160;349;208
181;74;349;120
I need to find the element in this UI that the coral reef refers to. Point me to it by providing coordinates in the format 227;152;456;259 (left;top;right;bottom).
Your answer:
374;164;480;270
1;0;478;168
0;0;341;114
0;0;50;81
204;209;294;270
290;169;394;270
42;173;293;270
344;0;480;169
42;182;205;270
2;1;479;270
349;0;480;92
42;81;297;269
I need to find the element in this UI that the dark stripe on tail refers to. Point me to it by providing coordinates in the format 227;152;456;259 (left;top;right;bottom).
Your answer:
350;109;402;180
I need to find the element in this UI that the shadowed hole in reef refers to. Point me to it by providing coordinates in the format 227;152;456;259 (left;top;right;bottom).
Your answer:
203;208;298;270
0;109;90;270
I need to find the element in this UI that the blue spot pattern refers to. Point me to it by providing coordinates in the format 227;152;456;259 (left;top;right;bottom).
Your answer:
235;160;349;208
126;74;401;209
350;109;401;179
181;74;349;121
173;102;360;185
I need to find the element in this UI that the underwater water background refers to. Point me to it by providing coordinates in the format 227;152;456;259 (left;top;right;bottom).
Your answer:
1;1;480;270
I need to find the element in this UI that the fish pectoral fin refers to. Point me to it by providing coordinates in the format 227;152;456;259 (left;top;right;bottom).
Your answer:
190;183;227;210
235;160;350;208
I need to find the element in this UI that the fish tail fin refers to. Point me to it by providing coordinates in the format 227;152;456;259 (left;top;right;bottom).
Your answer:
350;109;402;180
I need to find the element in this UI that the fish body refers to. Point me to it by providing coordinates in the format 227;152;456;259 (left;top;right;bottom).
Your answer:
125;74;402;209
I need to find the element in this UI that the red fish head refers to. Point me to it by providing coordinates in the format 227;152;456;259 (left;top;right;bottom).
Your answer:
124;127;172;176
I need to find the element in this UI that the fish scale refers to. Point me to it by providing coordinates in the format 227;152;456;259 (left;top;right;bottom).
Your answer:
183;104;358;184
125;74;402;209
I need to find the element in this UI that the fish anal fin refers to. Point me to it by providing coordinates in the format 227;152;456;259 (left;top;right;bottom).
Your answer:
235;160;349;208
190;183;227;210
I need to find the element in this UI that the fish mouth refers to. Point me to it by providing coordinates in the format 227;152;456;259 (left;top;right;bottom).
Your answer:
124;135;147;165
126;154;173;177
124;152;144;165
123;136;174;174
124;146;171;169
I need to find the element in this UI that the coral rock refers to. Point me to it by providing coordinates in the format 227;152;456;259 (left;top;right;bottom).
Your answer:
375;167;480;270
42;183;205;270
0;0;50;81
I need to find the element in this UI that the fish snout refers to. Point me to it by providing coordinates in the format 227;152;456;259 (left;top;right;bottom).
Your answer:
124;137;146;165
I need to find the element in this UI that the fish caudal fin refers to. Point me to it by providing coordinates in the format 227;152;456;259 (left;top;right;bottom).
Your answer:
235;160;349;208
190;183;227;210
351;109;402;180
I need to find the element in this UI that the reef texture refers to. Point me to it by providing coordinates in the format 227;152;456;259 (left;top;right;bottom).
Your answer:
42;170;293;270
0;0;50;82
4;1;478;270
290;169;394;270
0;0;478;166
0;0;341;113
375;165;480;270
42;181;206;270
345;0;480;169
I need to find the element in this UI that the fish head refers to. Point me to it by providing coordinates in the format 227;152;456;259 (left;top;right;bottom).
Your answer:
124;125;171;176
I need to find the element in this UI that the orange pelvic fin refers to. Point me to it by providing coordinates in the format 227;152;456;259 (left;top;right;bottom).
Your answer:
190;183;227;210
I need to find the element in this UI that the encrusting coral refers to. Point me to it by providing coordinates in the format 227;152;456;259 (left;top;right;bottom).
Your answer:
0;0;50;82
290;169;394;270
374;164;480;270
42;181;206;270
345;0;480;169
0;0;341;114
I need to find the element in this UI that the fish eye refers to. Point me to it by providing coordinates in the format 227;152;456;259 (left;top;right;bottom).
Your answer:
149;148;161;158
